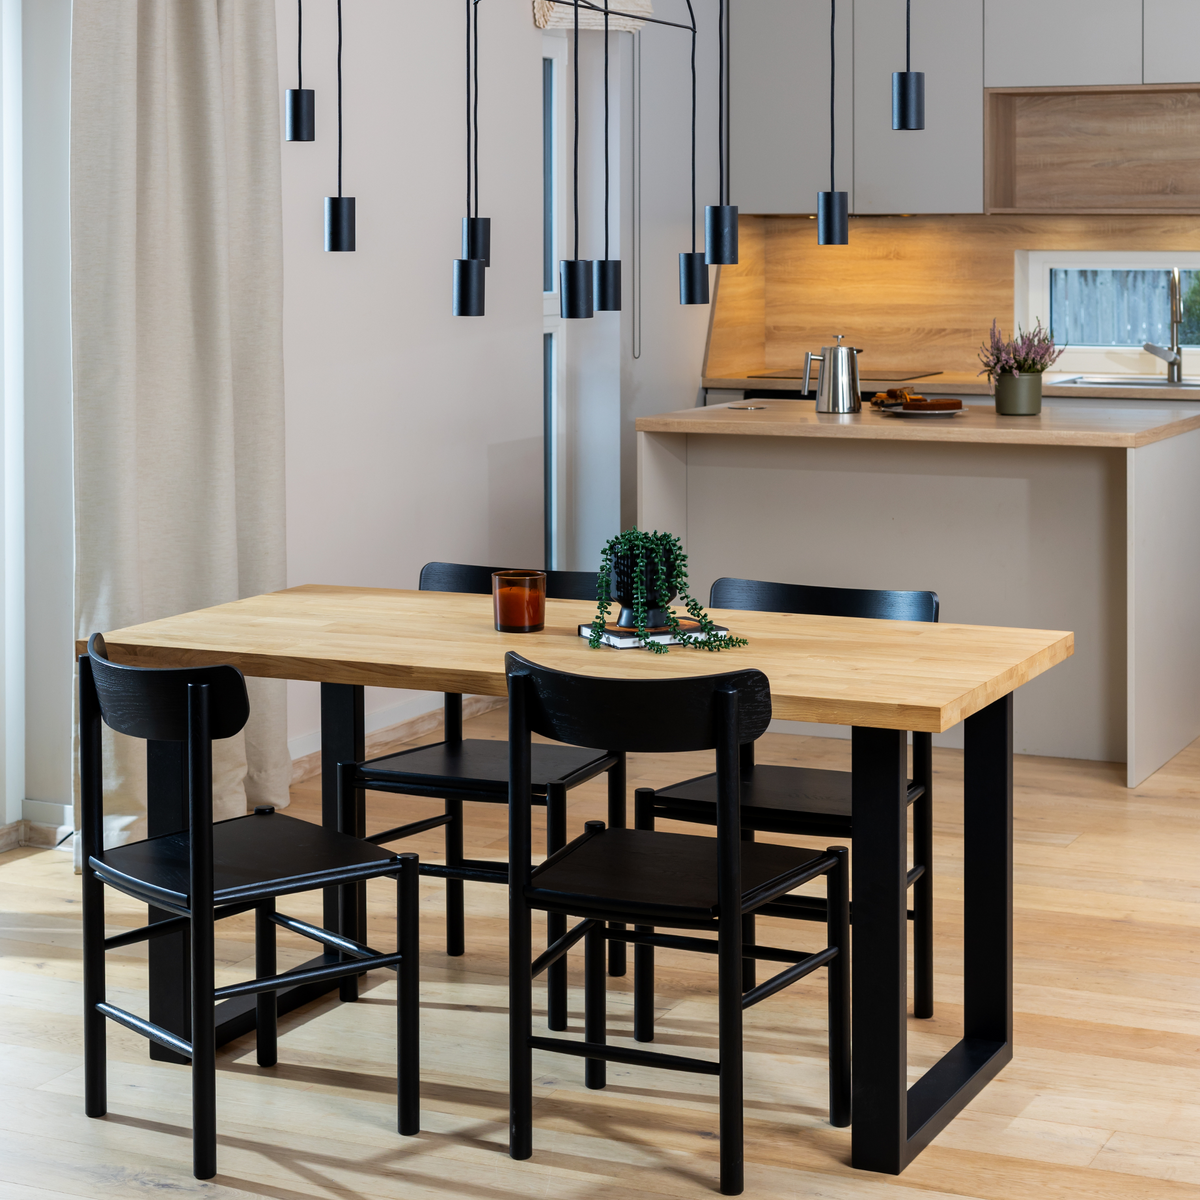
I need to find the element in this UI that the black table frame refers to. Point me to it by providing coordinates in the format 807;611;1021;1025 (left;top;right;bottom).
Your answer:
142;679;1016;1178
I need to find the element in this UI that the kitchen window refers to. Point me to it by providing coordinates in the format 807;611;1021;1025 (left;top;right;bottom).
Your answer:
1018;250;1200;375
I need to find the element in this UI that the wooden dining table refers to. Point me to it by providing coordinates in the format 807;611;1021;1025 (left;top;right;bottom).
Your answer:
88;583;1073;1175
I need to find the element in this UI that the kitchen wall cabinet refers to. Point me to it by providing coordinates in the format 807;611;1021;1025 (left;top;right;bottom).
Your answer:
1143;1;1200;84
730;0;854;215
853;0;983;214
983;0;1142;88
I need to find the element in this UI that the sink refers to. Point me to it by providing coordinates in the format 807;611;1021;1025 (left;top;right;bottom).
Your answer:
1053;374;1200;389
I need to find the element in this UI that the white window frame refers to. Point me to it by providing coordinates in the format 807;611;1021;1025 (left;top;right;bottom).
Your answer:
1016;249;1200;376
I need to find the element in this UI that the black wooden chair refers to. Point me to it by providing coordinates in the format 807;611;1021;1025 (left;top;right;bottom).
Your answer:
645;576;938;1033
80;634;420;1180
505;652;849;1197
339;561;625;1030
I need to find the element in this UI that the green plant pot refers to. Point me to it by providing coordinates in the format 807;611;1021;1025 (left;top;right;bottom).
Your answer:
994;372;1042;415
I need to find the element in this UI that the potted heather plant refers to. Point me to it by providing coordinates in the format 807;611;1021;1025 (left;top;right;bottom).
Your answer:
978;319;1064;415
588;529;746;654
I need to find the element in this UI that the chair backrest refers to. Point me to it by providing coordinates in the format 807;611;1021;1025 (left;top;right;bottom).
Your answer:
419;560;599;602
86;633;250;742
710;577;939;623
505;652;771;755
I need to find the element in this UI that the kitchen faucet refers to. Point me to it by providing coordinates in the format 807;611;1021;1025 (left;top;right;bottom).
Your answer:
1144;267;1184;384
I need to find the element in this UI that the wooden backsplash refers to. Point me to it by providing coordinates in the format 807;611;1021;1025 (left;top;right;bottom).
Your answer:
704;213;1200;378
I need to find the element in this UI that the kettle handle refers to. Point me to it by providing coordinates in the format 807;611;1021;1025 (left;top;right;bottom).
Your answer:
803;351;822;397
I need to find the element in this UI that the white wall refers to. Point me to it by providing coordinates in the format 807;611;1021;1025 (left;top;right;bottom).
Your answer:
276;0;545;754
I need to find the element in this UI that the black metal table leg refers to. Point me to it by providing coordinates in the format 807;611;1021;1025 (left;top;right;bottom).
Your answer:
850;696;1014;1174
324;684;366;999
606;751;626;976
144;683;367;1057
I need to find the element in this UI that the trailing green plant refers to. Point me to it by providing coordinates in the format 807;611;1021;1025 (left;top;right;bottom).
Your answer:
588;528;747;654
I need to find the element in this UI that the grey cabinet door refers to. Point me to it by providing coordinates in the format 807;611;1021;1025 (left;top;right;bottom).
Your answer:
984;0;1142;88
731;0;854;214
1144;1;1200;83
854;0;983;214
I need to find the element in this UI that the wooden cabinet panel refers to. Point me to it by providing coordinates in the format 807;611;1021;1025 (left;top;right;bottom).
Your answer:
731;0;854;214
1144;1;1200;84
853;0;983;214
984;0;1142;88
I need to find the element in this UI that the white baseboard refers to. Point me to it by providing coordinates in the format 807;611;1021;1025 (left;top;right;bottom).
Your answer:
290;694;506;784
0;819;73;852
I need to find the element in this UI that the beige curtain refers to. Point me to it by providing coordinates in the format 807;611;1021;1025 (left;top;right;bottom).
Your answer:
71;1;290;829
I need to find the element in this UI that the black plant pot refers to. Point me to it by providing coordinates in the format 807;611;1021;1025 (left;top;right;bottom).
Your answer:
610;548;677;628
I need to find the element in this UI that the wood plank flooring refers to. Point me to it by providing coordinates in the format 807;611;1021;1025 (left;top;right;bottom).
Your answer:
1;708;1198;1198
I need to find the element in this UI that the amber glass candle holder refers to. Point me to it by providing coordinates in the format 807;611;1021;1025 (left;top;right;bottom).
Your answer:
493;570;547;633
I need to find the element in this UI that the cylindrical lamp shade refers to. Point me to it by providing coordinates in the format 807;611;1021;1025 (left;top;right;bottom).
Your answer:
892;71;925;130
817;191;849;245
325;196;356;251
462;216;491;267
704;205;739;265
453;258;486;316
560;260;594;319
679;252;710;305
286;89;315;141
594;259;621;311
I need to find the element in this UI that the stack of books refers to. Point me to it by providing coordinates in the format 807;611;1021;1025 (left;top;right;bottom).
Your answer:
578;619;729;649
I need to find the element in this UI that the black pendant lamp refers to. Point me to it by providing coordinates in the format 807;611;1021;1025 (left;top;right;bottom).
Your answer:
704;0;737;266
679;1;708;305
593;1;620;311
285;0;314;141
454;0;487;315
324;0;355;251
817;0;848;246
561;0;593;318
892;0;925;130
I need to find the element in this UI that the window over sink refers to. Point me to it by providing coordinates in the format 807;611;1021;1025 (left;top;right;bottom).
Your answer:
1017;250;1200;377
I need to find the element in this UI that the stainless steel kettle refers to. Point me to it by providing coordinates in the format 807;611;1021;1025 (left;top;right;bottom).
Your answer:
803;336;862;413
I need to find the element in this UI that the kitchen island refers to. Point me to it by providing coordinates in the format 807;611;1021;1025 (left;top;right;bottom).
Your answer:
637;398;1200;784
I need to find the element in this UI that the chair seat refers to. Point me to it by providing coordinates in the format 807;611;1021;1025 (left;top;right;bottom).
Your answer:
92;811;403;909
655;764;918;838
529;828;831;924
358;738;612;798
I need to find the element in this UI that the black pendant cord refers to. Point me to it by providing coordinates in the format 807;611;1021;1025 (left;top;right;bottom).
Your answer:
603;0;610;261
691;0;700;253
572;0;580;261
296;0;303;88
718;0;726;206
906;0;912;73
473;0;480;219
829;0;836;194
333;0;343;199
465;0;472;219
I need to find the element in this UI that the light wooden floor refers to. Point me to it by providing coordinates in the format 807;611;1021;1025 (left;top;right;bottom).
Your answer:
2;708;1199;1199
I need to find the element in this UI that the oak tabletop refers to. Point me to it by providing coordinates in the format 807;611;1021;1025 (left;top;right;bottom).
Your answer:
636;398;1200;448
87;585;1074;733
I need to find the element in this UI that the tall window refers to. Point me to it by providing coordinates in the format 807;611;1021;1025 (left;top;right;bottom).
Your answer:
543;56;555;294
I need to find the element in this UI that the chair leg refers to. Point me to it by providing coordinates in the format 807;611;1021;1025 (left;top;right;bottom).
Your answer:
509;857;533;1160
632;787;655;1042
397;854;421;1135
191;913;217;1180
912;731;934;1018
337;762;360;1002
741;828;756;991
82;862;107;1118
445;798;465;958
255;900;277;1068
826;846;851;1128
338;876;360;1003
607;752;627;977
545;783;568;1031
584;920;607;1090
718;889;744;1195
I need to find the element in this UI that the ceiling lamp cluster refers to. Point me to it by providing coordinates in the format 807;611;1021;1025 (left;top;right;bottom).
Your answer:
454;0;490;316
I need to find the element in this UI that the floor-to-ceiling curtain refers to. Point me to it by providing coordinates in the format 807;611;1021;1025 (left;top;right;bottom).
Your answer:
71;1;290;829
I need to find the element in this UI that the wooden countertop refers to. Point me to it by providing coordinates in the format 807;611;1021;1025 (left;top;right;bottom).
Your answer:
636;398;1200;448
703;370;1200;403
88;586;1073;733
